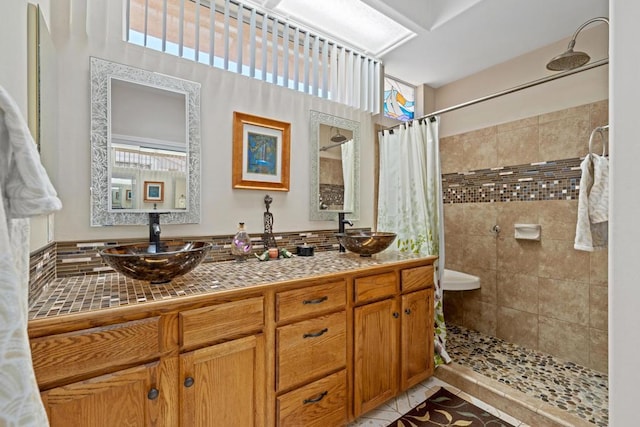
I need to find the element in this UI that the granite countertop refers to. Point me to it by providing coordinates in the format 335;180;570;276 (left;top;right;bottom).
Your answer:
29;251;437;320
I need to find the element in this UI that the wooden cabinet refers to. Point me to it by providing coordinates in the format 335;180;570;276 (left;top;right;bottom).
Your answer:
400;288;434;390
274;280;348;426
352;266;435;418
400;265;435;390
277;370;348;427
179;297;264;350
178;297;266;426
31;317;163;390
180;334;265;427
41;361;169;427
32;297;266;427
276;311;346;391
353;297;399;416
276;280;345;323
30;256;437;427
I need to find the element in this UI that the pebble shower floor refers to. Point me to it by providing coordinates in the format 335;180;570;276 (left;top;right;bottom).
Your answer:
446;324;608;426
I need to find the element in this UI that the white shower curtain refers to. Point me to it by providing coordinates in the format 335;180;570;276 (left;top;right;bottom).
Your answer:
341;139;355;212
377;118;451;366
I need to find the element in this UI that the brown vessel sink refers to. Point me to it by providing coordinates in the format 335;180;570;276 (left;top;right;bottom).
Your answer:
335;231;397;256
100;241;212;284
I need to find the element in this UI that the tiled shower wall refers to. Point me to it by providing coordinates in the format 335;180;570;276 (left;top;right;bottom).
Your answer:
441;100;609;373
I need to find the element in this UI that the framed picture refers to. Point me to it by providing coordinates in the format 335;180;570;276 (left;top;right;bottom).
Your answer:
126;189;132;200
144;181;164;202
232;112;290;191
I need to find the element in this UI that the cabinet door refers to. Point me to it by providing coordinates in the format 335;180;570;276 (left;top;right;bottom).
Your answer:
353;298;399;417
41;362;166;427
180;334;265;427
401;288;434;390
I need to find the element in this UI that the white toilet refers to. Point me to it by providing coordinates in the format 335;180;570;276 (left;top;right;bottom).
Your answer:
441;269;481;291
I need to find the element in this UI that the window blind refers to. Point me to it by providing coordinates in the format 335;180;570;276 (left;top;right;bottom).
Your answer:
126;0;381;113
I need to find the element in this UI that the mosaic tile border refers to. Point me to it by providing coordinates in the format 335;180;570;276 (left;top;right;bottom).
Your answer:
28;242;56;303
442;158;583;204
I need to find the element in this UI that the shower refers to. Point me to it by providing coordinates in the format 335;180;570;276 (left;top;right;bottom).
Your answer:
546;16;609;71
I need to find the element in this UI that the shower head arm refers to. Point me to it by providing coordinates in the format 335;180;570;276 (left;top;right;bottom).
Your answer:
565;17;609;50
547;16;609;71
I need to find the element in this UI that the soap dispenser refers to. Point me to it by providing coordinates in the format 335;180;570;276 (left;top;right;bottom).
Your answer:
231;222;253;261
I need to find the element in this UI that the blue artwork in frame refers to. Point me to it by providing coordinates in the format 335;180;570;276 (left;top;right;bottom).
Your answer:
232;112;291;191
247;132;278;175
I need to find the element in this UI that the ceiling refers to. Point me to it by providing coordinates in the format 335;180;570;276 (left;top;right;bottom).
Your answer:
249;0;609;88
377;0;609;87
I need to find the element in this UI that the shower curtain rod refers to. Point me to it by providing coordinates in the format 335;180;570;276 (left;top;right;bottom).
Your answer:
386;58;609;130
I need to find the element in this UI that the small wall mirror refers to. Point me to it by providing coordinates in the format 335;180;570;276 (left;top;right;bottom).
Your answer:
309;111;360;221
90;57;201;226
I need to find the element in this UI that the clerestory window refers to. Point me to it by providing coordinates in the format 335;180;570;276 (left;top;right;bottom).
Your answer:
126;0;381;113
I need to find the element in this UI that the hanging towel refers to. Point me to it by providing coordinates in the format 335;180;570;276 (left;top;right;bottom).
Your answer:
0;85;62;426
574;153;609;251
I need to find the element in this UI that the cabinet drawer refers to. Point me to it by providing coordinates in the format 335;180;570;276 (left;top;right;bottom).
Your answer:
180;297;264;349
354;272;397;304
277;370;347;427
276;280;345;323
401;265;434;293
277;311;346;391
31;317;161;389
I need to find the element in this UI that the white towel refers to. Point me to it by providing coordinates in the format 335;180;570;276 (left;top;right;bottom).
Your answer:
588;154;609;223
0;85;62;426
574;153;609;251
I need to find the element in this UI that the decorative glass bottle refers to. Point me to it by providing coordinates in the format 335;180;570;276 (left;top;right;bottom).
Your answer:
231;222;252;261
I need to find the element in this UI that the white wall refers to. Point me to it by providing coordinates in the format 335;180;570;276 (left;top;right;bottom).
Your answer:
39;0;374;242
0;0;51;251
434;24;609;137
609;1;640;424
0;2;28;112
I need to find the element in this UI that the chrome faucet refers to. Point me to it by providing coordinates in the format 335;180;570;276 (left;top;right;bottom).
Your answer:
149;212;162;253
338;212;354;252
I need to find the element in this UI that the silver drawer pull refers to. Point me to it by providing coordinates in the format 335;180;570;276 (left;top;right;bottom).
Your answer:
303;391;328;404
303;296;328;305
303;328;328;339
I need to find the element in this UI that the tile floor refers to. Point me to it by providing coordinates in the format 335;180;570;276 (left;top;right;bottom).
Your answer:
349;376;526;426
445;324;608;427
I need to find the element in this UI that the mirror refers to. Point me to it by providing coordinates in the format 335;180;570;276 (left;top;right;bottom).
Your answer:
90;57;201;226
309;111;360;221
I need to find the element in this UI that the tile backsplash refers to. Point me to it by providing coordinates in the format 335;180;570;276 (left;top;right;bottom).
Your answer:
43;228;361;280
28;242;57;303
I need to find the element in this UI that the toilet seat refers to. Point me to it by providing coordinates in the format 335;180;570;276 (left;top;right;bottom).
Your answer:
441;269;481;291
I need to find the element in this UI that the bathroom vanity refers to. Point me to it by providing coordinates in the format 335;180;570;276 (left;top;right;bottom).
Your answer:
28;252;436;426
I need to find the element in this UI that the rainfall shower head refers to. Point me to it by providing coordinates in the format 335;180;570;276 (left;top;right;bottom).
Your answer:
330;128;347;143
546;17;608;71
546;43;591;71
